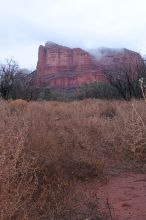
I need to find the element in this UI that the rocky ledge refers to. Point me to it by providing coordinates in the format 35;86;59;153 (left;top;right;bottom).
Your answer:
36;42;143;90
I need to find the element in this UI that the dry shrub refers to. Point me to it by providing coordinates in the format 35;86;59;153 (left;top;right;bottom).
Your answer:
100;103;117;119
9;99;27;106
116;102;146;160
101;100;146;161
9;99;27;112
0;99;146;219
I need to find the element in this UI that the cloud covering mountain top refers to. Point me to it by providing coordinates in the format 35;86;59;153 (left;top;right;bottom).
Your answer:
0;0;146;68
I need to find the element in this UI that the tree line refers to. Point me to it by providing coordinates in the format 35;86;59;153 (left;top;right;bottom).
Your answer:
0;58;41;100
0;58;146;101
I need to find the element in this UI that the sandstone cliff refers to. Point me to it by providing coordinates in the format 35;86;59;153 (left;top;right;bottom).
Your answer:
36;42;143;90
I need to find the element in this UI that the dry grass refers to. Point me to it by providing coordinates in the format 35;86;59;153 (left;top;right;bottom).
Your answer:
0;98;146;219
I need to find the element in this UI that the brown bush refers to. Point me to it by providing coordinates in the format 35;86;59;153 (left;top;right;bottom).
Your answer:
0;99;146;219
9;99;28;113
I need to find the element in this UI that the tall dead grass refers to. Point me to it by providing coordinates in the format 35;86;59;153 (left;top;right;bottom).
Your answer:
0;99;146;219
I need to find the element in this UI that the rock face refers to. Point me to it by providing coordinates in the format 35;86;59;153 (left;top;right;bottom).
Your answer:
36;42;143;90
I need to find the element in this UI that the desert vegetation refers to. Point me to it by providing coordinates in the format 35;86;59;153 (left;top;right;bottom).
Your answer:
0;98;146;219
1;58;146;102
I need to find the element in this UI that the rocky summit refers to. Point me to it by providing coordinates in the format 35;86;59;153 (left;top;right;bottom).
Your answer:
36;41;143;90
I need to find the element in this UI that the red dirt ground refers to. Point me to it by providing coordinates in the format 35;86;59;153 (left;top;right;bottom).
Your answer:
99;173;146;220
70;173;146;220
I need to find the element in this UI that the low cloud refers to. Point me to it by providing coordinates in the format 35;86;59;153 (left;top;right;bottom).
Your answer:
0;0;146;68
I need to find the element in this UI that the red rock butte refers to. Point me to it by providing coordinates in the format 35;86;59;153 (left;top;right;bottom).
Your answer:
36;41;143;90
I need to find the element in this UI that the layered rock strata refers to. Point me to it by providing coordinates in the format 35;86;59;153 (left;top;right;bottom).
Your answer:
36;42;143;90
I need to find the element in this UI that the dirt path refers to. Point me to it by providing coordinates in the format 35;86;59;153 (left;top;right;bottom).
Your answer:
69;173;146;220
98;173;146;220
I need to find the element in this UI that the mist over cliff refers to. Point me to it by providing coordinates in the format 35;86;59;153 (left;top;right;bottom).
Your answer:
35;42;144;90
88;48;132;60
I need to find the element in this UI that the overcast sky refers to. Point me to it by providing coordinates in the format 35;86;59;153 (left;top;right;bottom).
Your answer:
0;0;146;69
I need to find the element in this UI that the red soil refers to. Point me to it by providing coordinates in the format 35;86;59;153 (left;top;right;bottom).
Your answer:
100;173;146;220
70;173;146;219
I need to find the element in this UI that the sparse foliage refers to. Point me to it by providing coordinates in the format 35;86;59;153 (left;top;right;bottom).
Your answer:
0;58;19;99
104;61;146;100
0;59;39;101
